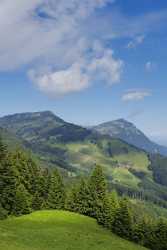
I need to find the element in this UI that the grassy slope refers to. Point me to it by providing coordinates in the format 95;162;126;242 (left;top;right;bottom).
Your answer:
0;211;147;250
66;141;150;189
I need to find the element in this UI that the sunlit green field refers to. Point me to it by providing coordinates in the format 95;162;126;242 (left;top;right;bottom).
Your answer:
0;210;147;250
66;141;150;188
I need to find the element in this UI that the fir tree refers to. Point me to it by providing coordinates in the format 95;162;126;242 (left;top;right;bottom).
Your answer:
0;154;18;213
152;219;167;250
12;184;32;216
0;137;7;162
66;178;93;216
88;165;107;218
112;198;133;239
47;169;65;209
97;191;119;229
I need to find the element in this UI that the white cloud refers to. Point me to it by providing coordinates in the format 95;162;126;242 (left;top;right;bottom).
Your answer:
29;62;90;96
0;0;123;96
127;35;145;49
30;44;123;96
122;90;151;102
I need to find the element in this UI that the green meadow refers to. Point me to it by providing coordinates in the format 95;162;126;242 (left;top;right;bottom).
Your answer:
0;210;147;250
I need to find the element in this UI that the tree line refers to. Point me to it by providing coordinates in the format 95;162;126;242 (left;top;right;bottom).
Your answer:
0;138;167;250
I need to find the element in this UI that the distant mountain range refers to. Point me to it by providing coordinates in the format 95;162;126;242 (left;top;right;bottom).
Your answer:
93;119;167;156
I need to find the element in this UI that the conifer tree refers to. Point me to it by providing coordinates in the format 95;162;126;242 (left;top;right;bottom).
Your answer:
152;219;167;250
47;169;65;209
97;190;119;229
88;165;107;218
66;178;93;216
12;184;32;216
0;136;7;161
32;170;50;210
112;198;133;239
132;216;155;247
0;153;18;213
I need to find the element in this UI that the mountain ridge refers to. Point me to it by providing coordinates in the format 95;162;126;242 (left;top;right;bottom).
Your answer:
93;118;167;156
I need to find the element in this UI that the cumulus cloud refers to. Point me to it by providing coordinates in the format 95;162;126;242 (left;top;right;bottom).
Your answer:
126;35;145;49
122;90;151;102
30;44;123;96
29;63;90;96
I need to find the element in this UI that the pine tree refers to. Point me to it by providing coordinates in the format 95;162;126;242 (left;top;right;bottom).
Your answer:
88;165;107;218
0;153;18;213
47;169;65;209
12;184;32;216
112;198;133;239
152;219;167;250
0;137;7;162
12;150;41;195
132;216;152;246
98;191;119;229
66;178;94;216
32;170;50;210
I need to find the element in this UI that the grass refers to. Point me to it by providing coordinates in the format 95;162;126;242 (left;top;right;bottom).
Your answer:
0;210;147;250
112;168;140;188
66;142;150;189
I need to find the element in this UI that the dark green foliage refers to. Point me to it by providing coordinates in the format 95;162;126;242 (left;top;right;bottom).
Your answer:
32;170;50;210
47;169;65;209
12;150;41;195
149;154;167;187
66;179;93;216
112;198;133;239
152;219;167;250
0;203;8;219
88;165;107;218
132;217;154;246
12;184;32;216
0;136;8;161
0;154;18;213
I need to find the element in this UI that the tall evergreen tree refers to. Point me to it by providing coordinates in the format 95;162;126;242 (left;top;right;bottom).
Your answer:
66;178;94;216
0;136;7;161
47;169;65;209
152;219;167;250
0;153;18;213
88;165;107;218
97;190;119;229
112;198;133;239
12;184;32;216
32;169;50;210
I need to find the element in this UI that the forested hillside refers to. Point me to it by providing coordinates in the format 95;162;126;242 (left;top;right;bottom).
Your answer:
1;111;167;209
0;138;167;250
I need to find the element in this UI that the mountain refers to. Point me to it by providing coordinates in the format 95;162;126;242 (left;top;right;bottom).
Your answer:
0;126;23;150
0;111;91;143
1;111;167;207
93;119;167;156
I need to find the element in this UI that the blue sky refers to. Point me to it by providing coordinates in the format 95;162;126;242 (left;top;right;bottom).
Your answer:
0;0;167;145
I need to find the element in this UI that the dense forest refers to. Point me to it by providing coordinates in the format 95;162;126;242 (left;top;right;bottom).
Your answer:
0;137;167;250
